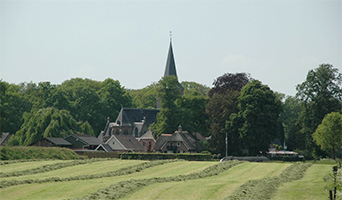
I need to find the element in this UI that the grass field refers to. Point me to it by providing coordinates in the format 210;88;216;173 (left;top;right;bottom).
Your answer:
0;159;336;200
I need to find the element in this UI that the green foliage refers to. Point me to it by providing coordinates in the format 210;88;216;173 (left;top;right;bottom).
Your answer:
175;94;209;135
229;80;282;155
150;76;182;135
279;96;302;150
227;162;312;200
8;107;92;146
129;83;158;109
0;146;80;160
206;72;251;155
313;112;342;160
0;81;32;134
296;64;342;157
181;81;210;96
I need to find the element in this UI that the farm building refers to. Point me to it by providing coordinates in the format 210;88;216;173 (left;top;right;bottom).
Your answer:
30;137;72;148
154;125;203;153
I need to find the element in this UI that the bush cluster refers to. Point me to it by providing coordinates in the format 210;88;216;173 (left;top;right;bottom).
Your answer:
227;162;312;200
0;158;108;178
0;146;81;160
119;152;212;161
78;160;243;200
0;159;176;188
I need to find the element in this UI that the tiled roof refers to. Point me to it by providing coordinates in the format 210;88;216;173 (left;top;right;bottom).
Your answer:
110;134;144;151
154;131;203;152
115;108;159;127
70;134;102;145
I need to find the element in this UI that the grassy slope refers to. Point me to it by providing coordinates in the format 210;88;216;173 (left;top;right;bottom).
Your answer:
122;162;291;200
272;163;334;200
0;160;216;200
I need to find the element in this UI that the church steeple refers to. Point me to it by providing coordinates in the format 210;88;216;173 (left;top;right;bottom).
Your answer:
164;41;177;77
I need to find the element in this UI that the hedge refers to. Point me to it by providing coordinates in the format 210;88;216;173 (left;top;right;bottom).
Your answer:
119;152;212;161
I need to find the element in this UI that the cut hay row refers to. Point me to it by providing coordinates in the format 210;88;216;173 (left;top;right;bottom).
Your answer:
0;158;109;178
227;162;313;200
77;160;243;200
0;159;176;188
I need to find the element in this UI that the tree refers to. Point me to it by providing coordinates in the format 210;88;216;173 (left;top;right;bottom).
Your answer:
150;76;182;136
0;81;31;134
181;81;210;97
175;93;209;135
234;80;282;155
129;83;158;109
313;112;342;160
279;96;302;150
296;64;342;156
8;107;93;146
206;72;251;155
98;78;132;122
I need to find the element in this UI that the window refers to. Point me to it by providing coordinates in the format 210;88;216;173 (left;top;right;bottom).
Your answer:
177;142;181;147
143;141;146;146
116;129;120;135
113;141;115;145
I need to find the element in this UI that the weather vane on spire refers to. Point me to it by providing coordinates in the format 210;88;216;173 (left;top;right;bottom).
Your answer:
170;31;172;42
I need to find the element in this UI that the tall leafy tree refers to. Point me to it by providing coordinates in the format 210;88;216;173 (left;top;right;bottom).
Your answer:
8;107;93;146
129;83;158;109
206;73;251;155
150;76;182;136
0;81;32;134
98;78;132;122
233;80;282;155
296;64;342;156
313;112;342;160
278;96;302;150
175;93;209;135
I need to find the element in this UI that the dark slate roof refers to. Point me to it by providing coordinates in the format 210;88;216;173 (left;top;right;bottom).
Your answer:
115;108;159;128
67;134;103;145
164;41;177;77
113;134;145;151
45;137;72;146
96;144;114;152
154;131;203;152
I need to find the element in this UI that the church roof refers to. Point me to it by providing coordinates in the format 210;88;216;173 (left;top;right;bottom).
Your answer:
164;42;177;77
115;108;159;128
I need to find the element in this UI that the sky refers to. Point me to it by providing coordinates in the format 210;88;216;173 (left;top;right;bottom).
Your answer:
1;0;341;97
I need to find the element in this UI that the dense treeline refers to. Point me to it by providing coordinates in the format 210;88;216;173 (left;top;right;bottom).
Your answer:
1;63;341;159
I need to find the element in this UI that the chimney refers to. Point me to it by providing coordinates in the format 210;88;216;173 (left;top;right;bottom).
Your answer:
178;125;182;133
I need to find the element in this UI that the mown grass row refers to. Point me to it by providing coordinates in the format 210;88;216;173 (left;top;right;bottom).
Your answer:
0;158;109;178
76;160;243;200
0;159;177;188
227;162;313;200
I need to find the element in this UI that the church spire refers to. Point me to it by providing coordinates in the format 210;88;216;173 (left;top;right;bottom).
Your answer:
164;31;177;77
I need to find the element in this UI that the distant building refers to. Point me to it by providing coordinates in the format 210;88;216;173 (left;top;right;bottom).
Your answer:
96;134;144;152
98;108;159;143
64;134;102;150
30;137;72;148
137;130;156;152
154;125;203;153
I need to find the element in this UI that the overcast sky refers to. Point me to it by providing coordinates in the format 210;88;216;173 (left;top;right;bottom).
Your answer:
1;0;341;96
